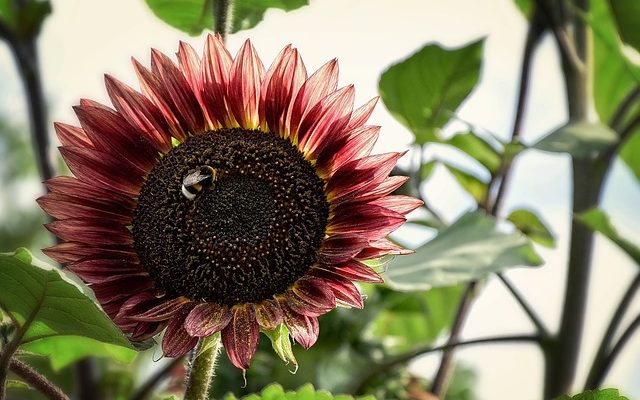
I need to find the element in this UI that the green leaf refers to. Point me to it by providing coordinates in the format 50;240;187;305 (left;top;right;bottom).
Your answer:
385;211;542;291
263;324;297;368
619;130;640;180
316;346;370;394
379;40;484;144
21;335;136;371
442;163;488;205
420;160;437;180
513;0;532;17
609;0;640;52
5;379;29;389
0;249;135;365
555;388;629;400
0;0;51;38
445;132;502;174
533;122;618;159
221;383;375;399
576;208;640;265
144;0;308;36
507;208;555;248
366;285;463;354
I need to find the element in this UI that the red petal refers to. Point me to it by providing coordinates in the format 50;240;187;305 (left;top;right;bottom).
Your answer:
162;304;198;358
130;297;191;322
130;321;166;341
333;259;383;283
115;291;159;325
347;97;378;130
254;300;283;330
68;258;143;284
316;125;379;176
289;59;339;139
59;146;144;195
221;305;260;370
45;176;135;208
104;75;173;152
202;34;233;127
287;277;336;317
371;195;423;215
260;45;307;136
356;238;413;260
46;218;133;246
55;122;92;148
329;203;406;239
37;192;133;223
42;242;135;264
184;303;233;337
280;303;319;349
228;40;265;129
151;49;206;134
90;274;153;303
324;276;364;309
318;233;368;264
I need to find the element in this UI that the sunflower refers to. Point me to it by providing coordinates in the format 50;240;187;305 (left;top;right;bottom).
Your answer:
38;35;421;370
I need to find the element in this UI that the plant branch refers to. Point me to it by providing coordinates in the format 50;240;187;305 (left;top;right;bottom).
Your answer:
131;357;185;400
533;0;584;72
184;334;221;400
497;274;550;337
586;313;640;389
609;86;640;132
9;358;68;400
213;0;233;41
584;274;640;389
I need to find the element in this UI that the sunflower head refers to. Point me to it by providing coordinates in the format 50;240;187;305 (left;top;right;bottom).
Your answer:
39;35;421;370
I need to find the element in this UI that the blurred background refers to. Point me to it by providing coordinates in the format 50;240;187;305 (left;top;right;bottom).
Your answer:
1;0;639;398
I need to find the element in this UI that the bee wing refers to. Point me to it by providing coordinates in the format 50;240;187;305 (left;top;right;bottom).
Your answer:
182;170;209;186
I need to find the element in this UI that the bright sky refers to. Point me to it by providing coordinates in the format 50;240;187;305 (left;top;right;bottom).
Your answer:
1;0;639;398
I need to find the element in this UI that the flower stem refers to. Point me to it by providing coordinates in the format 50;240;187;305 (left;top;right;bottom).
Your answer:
9;358;69;400
213;0;233;41
184;334;221;400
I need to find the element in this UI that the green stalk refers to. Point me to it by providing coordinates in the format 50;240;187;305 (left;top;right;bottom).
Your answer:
184;334;222;400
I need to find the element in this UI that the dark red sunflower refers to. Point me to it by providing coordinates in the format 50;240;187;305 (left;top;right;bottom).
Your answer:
38;35;421;370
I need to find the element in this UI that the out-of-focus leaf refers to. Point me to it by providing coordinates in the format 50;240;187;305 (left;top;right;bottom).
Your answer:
0;0;51;38
442;163;488;205
619;130;640;180
222;383;375;399
379;40;484;144
507;208;555;248
316;346;370;394
406;217;444;230
0;249;135;363
385;211;542;291
144;0;308;36
263;324;297;368
555;388;629;400
366;285;463;354
533;122;618;159
609;0;640;52
503;140;527;160
21;335;136;371
576;208;640;265
445;132;502;174
420;160;437;181
513;0;532;17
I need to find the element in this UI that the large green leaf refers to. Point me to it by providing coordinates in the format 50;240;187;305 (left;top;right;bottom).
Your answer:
445;132;502;174
507;208;555;248
619;130;640;180
222;383;375;400
385;211;542;291
379;40;484;144
575;208;640;265
144;0;308;36
0;249;135;365
555;388;629;400
442;162;488;205
366;285;463;354
0;0;51;38
533;122;618;159
609;0;640;52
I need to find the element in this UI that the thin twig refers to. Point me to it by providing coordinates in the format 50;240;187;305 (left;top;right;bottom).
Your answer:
609;86;640;132
584;274;640;389
587;313;640;389
497;274;550;337
9;358;69;400
130;357;185;400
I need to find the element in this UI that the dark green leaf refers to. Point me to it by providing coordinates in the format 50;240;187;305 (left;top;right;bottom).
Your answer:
576;208;640;265
442;163;488;204
445;132;502;174
379;40;484;144
555;388;629;400
366;285;463;354
533;122;617;159
316;346;370;393
385;211;542;291
609;0;640;52
0;249;135;365
620;130;640;180
507;208;555;248
0;0;51;38
144;0;308;36
513;0;532;17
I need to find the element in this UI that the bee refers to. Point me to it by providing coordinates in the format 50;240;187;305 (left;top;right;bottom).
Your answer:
181;165;217;200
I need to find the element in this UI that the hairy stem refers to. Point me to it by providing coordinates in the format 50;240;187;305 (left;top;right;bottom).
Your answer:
584;274;640;389
213;0;233;40
9;358;69;400
184;334;221;400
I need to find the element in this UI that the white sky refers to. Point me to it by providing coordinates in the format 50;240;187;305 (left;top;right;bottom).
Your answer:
1;0;639;398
